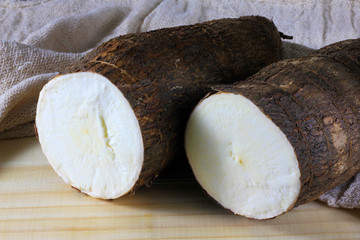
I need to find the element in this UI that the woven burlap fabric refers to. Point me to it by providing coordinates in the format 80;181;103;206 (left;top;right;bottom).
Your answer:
0;0;359;208
0;41;83;139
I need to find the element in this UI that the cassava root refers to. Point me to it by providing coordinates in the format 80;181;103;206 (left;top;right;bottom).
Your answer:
185;39;360;219
36;16;283;199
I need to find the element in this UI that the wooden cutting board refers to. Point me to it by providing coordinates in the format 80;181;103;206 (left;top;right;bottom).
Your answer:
0;137;359;239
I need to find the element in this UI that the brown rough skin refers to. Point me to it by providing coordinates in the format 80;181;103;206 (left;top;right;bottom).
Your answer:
64;16;283;193
213;38;360;210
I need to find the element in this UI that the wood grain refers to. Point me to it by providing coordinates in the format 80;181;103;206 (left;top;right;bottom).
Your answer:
0;137;359;240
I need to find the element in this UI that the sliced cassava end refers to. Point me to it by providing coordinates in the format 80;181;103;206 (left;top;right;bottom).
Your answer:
36;72;143;199
186;39;360;219
185;93;301;219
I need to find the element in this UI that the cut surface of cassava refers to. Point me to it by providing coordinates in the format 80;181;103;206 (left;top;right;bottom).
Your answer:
36;73;143;199
185;93;301;219
185;39;360;219
36;16;283;199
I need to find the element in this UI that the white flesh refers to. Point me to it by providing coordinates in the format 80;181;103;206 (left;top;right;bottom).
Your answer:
36;72;143;199
185;93;300;219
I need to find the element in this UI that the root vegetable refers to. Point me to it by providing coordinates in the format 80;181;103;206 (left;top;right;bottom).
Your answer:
36;16;283;199
185;39;360;219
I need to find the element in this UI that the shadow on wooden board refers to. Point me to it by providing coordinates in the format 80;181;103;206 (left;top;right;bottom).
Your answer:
0;137;36;168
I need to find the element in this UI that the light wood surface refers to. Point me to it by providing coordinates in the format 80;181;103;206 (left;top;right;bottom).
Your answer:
0;137;359;240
